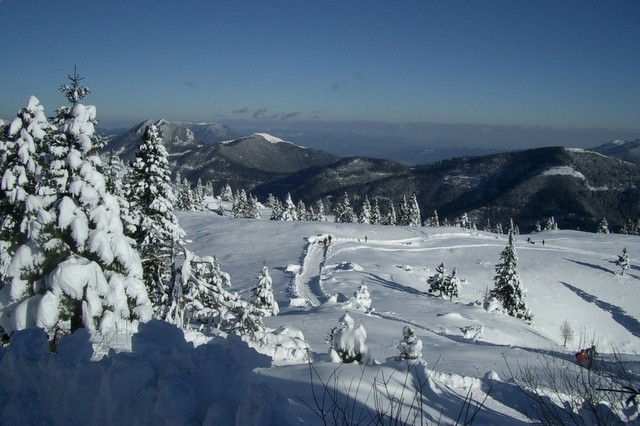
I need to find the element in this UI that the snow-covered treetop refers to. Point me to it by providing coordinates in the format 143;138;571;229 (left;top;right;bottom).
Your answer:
338;313;355;327
59;68;90;105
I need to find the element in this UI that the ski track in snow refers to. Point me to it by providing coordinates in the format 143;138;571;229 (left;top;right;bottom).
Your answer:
290;237;331;306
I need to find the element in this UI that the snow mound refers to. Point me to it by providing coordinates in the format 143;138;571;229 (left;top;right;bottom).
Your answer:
285;264;301;273
251;326;310;364
0;321;295;425
437;312;469;321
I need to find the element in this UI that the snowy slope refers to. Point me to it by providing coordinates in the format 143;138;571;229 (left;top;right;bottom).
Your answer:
2;203;640;424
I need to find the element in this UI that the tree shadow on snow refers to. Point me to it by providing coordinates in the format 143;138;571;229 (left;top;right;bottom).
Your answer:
560;281;640;339
363;272;426;297
564;258;615;275
258;361;532;425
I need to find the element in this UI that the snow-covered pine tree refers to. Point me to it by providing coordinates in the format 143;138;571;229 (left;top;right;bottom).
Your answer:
359;195;372;225
426;210;439;227
173;177;187;210
397;325;423;360
296;199;307;221
195;178;205;201
192;179;205;210
307;205;317;221
204;180;214;197
247;194;261;219
177;177;201;211
0;97;51;285
456;213;470;229
490;232;533;322
220;183;233;202
265;193;277;209
334;192;356;223
327;313;368;363
545;216;558;231
597;218;610;234
232;189;248;218
280;193;298;221
370;197;381;225
251;264;279;317
408;194;421;227
315;199;326;222
443;268;460;300
269;198;283;221
384;201;397;226
427;262;447;297
1;98;50;241
0;71;152;344
103;150;135;236
127;123;185;315
616;247;630;276
397;195;410;226
169;248;264;338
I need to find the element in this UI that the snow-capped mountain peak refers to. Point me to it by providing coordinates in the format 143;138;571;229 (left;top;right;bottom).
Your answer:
252;132;286;143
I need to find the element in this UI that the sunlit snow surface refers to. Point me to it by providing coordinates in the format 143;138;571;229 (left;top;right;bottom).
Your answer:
2;200;640;424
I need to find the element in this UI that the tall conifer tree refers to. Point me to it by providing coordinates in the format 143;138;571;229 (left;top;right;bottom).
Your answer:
491;232;532;322
128;124;185;315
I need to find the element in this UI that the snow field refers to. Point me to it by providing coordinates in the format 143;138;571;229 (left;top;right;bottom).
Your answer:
176;211;640;423
3;207;640;424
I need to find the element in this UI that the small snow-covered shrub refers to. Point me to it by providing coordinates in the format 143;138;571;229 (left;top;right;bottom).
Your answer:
327;313;368;363
252;325;310;363
344;282;372;312
397;325;423;360
460;325;484;341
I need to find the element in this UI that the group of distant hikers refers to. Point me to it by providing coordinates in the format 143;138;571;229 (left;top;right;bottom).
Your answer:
576;345;597;369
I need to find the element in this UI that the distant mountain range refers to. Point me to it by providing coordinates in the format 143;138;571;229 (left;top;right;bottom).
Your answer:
103;120;640;232
591;139;640;164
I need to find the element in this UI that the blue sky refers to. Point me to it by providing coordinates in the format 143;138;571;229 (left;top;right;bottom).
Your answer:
1;0;639;148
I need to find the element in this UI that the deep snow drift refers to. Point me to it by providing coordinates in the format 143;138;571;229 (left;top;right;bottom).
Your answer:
2;205;640;424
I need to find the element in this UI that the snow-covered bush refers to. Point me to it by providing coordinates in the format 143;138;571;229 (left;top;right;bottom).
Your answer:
482;286;501;313
251;325;310;363
616;247;630;276
460;325;484;341
327;313;368;363
397;325;423;360
345;281;372;312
